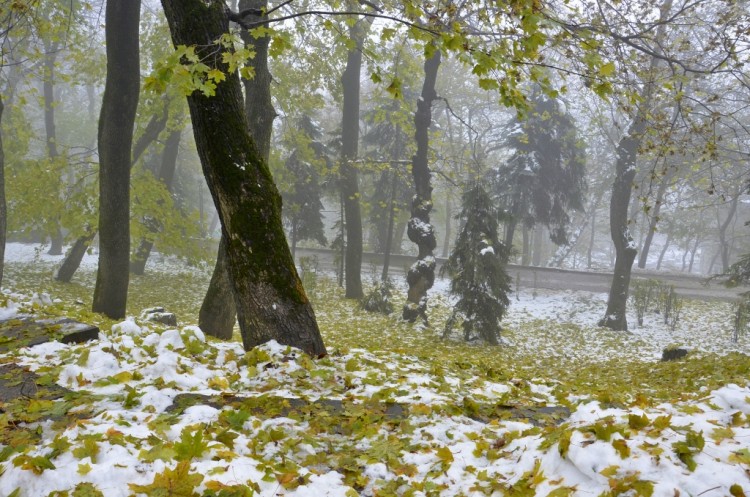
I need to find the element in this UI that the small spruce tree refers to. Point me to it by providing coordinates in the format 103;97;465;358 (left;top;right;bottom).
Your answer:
442;184;512;344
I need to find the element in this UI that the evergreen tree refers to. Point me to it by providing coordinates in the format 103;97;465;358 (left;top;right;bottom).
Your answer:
489;92;586;247
280;115;328;258
441;184;512;345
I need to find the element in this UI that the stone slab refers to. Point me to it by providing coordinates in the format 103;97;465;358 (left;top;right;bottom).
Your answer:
0;363;68;403
0;317;99;353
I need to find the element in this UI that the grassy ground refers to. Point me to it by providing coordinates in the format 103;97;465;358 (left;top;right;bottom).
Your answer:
4;256;749;409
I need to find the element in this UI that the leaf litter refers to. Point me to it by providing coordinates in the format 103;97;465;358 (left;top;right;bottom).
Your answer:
0;243;748;496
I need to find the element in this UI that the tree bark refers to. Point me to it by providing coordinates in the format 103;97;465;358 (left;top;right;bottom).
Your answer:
598;122;642;331
92;0;141;319
403;49;441;323
0;96;7;287
161;0;326;356
130;127;182;275
340;18;369;299
199;0;275;340
55;231;96;282
199;236;236;340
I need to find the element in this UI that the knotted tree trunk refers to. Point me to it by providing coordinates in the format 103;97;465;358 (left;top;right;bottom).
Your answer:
403;49;441;323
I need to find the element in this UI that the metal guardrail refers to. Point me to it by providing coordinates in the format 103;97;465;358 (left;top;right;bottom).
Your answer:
295;247;748;302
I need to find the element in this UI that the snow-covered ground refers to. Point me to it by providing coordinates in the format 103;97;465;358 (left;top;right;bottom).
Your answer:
0;243;749;496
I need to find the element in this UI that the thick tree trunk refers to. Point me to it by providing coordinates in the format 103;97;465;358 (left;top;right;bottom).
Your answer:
161;0;326;356
340;19;370;299
199;0;275;339
0;96;6;287
56;106;167;283
92;0;141;319
403;49;441;323
130;127;182;275
521;226;530;266
240;0;275;161
199;236;236;340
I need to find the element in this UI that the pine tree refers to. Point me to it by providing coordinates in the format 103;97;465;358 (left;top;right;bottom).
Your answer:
280;116;328;258
442;184;512;345
489;92;586;247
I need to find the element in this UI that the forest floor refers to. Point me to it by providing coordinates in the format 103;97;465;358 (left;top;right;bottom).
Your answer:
0;243;749;497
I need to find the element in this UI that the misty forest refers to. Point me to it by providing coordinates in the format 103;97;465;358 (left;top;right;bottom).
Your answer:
1;1;750;496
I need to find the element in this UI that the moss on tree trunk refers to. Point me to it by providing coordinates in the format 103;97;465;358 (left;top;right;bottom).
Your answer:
161;0;326;357
199;0;276;340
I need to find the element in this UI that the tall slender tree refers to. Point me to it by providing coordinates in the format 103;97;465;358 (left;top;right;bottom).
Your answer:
92;0;141;319
403;47;441;323
599;0;673;331
0;96;6;287
339;14;371;299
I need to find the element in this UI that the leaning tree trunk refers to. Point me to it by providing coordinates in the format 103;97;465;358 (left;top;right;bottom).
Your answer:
199;0;275;340
403;49;441;323
656;230;672;270
161;0;326;356
92;0;141;319
339;18;370;299
57;102;168;283
0;96;6;287
130;127;182;275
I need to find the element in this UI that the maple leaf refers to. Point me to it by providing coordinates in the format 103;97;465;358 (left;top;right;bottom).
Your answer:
129;461;204;497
